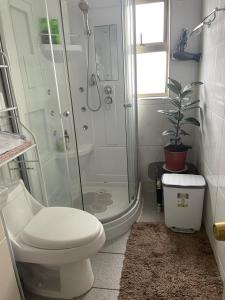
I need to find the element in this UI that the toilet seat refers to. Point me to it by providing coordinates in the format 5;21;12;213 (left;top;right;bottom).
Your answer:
21;207;102;250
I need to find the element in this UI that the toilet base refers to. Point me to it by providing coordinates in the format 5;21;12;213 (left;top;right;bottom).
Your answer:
19;258;94;299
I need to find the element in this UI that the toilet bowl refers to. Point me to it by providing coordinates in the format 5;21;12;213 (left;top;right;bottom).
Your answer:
1;180;105;299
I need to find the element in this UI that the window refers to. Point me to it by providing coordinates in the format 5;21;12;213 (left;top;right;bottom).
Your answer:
136;0;169;98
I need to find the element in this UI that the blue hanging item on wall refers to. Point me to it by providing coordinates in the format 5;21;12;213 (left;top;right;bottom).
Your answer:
173;29;201;62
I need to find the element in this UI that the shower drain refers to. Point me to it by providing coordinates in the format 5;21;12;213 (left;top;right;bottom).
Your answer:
96;189;106;195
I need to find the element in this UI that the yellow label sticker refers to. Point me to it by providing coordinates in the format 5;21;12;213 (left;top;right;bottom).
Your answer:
177;199;188;208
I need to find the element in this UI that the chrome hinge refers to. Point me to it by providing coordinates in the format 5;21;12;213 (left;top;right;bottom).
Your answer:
124;103;132;108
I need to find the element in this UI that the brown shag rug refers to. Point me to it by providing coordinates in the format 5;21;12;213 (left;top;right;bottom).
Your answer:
119;223;223;300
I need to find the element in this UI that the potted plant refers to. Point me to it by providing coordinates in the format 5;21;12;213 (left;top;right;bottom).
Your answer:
158;78;203;172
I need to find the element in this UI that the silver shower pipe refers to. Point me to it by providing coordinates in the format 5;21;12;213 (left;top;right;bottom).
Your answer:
190;7;225;37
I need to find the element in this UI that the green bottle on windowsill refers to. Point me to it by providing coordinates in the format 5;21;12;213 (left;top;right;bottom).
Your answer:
50;19;61;44
40;18;49;44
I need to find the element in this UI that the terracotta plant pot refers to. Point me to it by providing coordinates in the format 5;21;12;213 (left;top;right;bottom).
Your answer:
164;149;187;172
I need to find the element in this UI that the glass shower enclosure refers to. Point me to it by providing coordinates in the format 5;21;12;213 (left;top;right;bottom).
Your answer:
0;0;138;225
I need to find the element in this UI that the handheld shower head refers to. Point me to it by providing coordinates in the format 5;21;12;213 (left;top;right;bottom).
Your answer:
78;0;91;35
78;0;89;13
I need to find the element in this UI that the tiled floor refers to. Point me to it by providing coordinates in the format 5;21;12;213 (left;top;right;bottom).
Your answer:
140;190;164;222
24;187;164;300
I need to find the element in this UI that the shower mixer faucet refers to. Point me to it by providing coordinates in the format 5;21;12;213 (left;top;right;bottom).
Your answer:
104;85;113;95
105;96;113;105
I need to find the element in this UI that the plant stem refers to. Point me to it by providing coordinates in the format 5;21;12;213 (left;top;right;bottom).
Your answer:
175;93;182;146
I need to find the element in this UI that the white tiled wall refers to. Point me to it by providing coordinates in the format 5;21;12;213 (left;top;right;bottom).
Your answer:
138;0;202;183
197;0;225;280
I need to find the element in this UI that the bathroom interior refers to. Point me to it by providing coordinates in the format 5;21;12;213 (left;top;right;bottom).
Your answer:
0;0;225;299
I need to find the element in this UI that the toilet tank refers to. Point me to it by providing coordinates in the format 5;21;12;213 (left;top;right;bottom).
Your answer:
1;180;42;238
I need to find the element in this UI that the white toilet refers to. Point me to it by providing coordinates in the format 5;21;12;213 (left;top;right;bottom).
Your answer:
0;180;105;299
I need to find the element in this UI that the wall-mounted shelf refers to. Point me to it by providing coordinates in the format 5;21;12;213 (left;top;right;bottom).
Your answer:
40;43;82;63
66;45;82;52
0;107;17;113
0;140;35;168
171;55;201;62
41;44;82;53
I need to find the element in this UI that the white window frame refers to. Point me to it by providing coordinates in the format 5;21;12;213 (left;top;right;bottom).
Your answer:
136;0;170;99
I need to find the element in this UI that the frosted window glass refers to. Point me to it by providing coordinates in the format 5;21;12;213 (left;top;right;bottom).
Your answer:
137;52;167;95
136;2;165;44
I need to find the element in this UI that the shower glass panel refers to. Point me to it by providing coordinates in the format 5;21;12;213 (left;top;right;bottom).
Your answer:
1;0;83;209
62;0;132;222
122;0;139;203
0;0;138;224
45;0;83;209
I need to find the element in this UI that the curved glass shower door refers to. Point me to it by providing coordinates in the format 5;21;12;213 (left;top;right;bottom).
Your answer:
1;0;83;209
60;0;138;222
61;0;133;222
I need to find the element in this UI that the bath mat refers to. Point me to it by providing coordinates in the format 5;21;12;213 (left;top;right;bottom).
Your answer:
119;223;223;300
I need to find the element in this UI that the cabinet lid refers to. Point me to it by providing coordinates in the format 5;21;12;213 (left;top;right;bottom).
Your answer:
162;174;206;188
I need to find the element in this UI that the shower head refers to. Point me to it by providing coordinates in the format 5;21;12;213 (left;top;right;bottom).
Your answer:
78;0;89;13
78;0;91;35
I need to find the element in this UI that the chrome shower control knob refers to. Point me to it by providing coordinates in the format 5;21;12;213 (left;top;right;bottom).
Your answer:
105;96;113;105
63;110;70;117
104;85;113;95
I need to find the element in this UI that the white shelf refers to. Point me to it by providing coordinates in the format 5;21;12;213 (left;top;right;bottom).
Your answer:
0;143;36;168
41;44;82;53
0;107;17;113
66;45;82;52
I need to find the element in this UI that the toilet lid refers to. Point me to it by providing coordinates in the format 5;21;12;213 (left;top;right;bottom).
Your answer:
21;207;102;250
